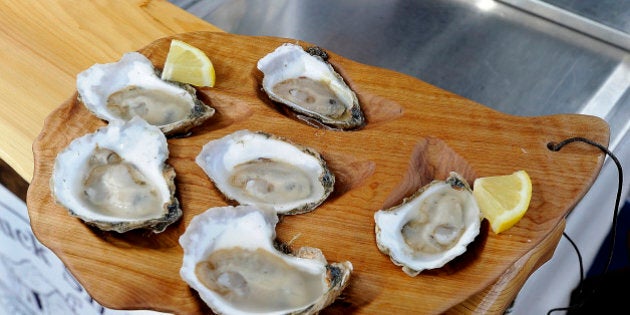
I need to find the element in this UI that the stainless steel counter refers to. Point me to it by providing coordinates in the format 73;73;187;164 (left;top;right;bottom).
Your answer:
173;0;629;149
171;0;629;313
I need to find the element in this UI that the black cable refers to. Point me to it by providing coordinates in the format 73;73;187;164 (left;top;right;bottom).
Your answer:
544;137;624;314
548;137;624;275
545;232;585;315
563;232;584;297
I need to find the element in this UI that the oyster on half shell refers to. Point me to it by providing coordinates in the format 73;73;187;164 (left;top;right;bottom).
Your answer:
76;52;214;136
257;43;365;130
50;117;181;233
196;130;335;215
179;205;353;315
374;172;481;276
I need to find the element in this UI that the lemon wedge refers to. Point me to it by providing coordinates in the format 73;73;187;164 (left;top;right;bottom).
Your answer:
473;170;532;234
161;39;215;87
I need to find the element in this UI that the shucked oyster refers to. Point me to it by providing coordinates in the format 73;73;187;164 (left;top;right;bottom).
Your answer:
179;205;353;315
374;172;481;276
76;52;214;136
51;117;181;233
196;130;335;215
257;43;365;130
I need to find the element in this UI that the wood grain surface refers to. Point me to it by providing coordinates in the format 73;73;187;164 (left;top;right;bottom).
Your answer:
27;32;609;314
0;0;220;181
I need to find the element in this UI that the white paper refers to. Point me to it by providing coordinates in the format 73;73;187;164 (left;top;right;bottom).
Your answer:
0;184;167;315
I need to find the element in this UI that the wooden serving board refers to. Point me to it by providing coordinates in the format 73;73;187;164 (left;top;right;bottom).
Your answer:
27;32;608;314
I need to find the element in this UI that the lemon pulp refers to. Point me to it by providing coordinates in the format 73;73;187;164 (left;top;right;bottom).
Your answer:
161;39;215;87
472;170;532;234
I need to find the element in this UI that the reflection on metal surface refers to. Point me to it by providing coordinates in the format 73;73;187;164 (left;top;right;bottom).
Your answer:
475;0;498;11
580;56;630;149
499;0;630;51
173;0;629;150
542;0;630;33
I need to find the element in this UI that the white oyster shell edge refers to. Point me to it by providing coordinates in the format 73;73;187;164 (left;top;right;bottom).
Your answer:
195;129;334;215
179;205;353;315
374;172;482;276
76;52;214;136
257;43;364;130
50;116;180;233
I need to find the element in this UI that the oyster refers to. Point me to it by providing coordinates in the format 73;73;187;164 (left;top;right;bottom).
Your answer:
76;52;214;136
195;130;334;215
374;172;481;276
50;117;181;233
257;43;365;130
179;205;353;315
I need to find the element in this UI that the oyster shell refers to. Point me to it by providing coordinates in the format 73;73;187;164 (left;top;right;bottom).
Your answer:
195;130;335;215
50;116;181;233
76;52;214;136
179;205;353;315
257;43;365;130
374;172;481;276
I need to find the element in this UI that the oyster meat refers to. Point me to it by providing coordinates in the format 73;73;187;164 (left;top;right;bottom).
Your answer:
51;117;181;233
257;43;365;130
374;172;481;276
76;52;214;136
196;130;335;215
179;205;353;315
